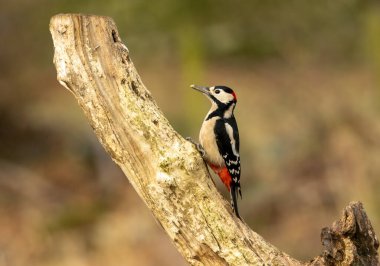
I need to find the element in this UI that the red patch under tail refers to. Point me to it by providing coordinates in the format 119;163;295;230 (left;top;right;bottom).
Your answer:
209;164;231;191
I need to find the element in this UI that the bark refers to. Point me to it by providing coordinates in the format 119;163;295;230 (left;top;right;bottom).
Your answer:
49;14;379;266
309;202;379;266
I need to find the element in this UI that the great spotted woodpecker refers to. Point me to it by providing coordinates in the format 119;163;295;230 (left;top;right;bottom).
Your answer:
189;84;242;219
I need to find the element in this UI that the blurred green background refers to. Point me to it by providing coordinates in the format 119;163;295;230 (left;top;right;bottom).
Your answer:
1;0;380;265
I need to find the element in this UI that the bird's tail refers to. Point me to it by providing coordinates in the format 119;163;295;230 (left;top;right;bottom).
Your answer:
230;185;241;219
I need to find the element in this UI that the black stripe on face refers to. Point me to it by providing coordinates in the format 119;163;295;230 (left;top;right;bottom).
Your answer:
206;99;235;121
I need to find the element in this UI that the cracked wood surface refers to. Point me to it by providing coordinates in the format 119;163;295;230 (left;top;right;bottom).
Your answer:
49;14;379;266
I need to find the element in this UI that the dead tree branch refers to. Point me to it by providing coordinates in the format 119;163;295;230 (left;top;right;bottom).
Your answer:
49;14;379;265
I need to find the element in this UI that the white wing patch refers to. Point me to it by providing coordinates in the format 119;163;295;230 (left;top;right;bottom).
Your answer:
225;123;239;157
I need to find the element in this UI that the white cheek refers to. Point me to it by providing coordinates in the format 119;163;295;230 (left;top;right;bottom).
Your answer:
225;123;239;157
218;92;233;103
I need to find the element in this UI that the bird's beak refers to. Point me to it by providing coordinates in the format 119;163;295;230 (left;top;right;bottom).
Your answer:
190;84;210;95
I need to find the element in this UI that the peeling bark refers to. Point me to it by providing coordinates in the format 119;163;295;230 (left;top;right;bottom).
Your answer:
49;14;379;266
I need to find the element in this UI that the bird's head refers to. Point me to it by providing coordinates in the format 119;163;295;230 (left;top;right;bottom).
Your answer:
191;85;237;106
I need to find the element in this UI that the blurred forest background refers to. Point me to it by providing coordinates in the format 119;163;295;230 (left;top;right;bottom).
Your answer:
1;0;380;265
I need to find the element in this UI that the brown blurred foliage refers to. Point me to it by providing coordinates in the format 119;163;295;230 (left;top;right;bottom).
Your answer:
1;1;380;265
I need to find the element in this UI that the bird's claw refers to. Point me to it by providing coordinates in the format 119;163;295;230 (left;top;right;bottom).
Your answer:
186;137;206;158
197;144;206;157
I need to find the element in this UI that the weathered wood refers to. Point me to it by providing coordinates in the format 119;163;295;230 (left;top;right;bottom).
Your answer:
308;202;379;266
49;14;378;265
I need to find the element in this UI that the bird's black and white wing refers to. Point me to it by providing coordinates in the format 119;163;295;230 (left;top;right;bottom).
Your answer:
215;116;242;217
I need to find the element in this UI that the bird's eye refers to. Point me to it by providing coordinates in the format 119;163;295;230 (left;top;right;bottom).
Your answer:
214;89;220;94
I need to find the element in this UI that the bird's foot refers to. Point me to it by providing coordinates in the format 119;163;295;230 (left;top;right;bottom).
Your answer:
186;137;206;157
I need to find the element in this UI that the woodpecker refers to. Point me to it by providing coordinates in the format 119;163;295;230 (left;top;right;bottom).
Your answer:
190;84;242;219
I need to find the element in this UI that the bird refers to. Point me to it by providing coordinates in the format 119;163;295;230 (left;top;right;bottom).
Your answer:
189;84;242;219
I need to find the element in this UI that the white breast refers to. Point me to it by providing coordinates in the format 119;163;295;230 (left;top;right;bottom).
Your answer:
199;117;225;167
